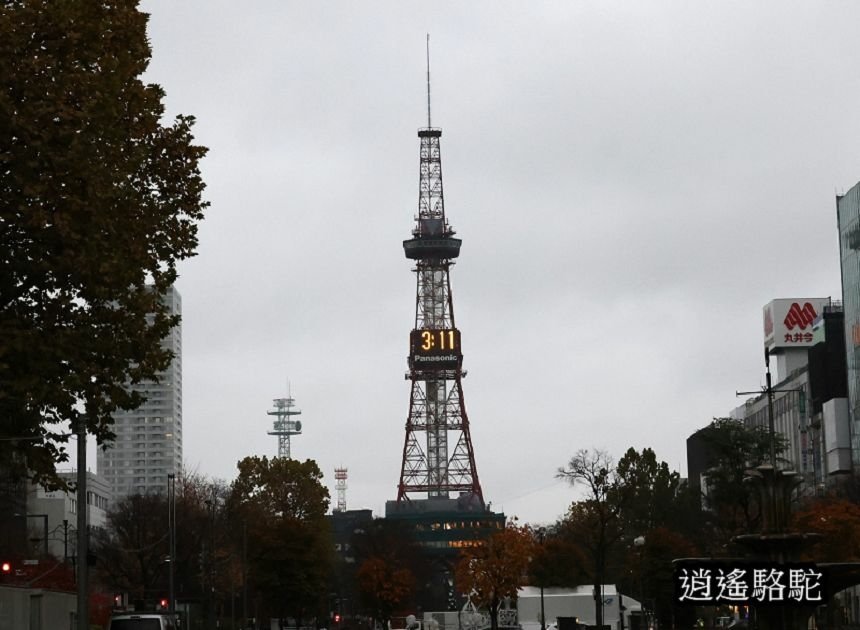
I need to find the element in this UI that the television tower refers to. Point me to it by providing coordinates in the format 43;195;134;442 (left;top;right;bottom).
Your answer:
267;393;302;459
396;37;483;505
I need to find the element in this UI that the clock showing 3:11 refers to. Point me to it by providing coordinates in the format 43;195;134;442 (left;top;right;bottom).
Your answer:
410;328;461;354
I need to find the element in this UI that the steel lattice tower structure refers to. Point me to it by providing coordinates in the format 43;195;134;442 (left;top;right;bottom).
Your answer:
334;467;348;512
396;52;483;505
267;395;302;459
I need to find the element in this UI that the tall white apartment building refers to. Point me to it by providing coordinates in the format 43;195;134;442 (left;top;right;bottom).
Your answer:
98;286;182;498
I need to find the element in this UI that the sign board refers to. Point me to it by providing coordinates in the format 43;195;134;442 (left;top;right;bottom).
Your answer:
763;298;831;351
409;328;462;370
675;561;824;605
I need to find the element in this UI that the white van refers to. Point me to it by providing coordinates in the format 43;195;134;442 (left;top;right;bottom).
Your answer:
107;613;178;630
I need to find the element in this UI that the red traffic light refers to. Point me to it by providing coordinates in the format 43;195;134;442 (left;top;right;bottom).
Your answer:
159;598;168;609
1;562;10;573
334;614;341;623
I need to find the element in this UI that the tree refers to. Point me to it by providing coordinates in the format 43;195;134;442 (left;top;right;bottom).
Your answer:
615;447;682;533
91;493;170;604
352;519;428;625
92;471;229;613
454;523;534;630
228;457;332;628
627;527;698;630
0;0;207;489
529;525;589;588
356;556;416;629
697;418;787;541
792;497;860;561
557;449;623;630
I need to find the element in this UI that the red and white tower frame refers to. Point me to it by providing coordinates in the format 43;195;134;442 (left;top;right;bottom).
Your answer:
397;88;483;505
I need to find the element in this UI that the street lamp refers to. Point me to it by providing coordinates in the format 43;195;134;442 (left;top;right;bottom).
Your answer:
204;495;217;630
168;473;176;618
633;536;646;627
537;528;546;630
63;519;70;562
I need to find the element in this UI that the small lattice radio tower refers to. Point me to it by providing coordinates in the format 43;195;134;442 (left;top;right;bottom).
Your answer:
334;467;348;512
267;393;302;459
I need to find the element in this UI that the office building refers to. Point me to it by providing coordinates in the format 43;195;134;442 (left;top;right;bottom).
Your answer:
837;183;860;470
732;299;848;486
26;470;112;560
97;286;182;498
688;299;850;496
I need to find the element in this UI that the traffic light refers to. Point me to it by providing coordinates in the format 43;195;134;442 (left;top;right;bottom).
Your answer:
159;598;168;610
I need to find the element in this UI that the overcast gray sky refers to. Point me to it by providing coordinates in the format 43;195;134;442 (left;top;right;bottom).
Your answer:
129;1;859;524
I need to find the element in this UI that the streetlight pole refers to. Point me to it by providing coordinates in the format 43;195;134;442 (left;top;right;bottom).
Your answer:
242;521;248;630
205;495;217;630
168;473;176;618
76;416;89;630
633;536;645;628
537;528;546;630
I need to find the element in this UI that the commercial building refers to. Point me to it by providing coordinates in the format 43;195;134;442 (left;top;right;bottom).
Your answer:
688;298;849;495
26;470;112;560
731;299;849;488
837;182;860;470
385;496;505;553
327;508;374;621
97;286;183;498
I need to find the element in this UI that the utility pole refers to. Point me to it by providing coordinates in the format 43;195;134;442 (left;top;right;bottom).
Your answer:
736;347;809;534
537;528;546;630
764;348;777;468
76;417;88;630
736;347;807;470
243;521;248;630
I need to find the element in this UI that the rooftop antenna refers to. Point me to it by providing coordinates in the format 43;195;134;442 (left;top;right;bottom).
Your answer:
426;34;432;128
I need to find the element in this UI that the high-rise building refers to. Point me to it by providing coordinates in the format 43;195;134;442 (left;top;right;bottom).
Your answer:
837;183;860;471
97;286;182;498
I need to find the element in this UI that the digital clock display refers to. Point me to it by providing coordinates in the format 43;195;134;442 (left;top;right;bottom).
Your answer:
409;328;462;370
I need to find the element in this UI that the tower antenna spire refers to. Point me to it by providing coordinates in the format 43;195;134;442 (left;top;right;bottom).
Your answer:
426;34;432;128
